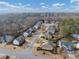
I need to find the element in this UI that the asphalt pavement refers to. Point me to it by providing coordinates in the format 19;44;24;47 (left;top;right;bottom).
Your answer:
0;30;49;59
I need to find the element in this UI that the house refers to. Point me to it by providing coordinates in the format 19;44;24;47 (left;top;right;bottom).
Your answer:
31;27;36;32
71;34;79;39
28;28;33;32
44;23;56;39
46;25;56;37
26;29;32;37
45;23;56;34
13;35;25;46
58;40;75;54
23;28;32;37
76;42;79;49
39;33;45;39
40;19;44;23
0;33;14;44
33;21;43;30
23;31;29;37
73;42;79;49
32;20;43;32
39;42;53;50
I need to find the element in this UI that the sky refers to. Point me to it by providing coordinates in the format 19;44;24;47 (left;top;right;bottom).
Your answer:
0;0;79;13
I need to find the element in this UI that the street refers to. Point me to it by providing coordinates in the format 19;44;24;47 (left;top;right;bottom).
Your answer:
0;29;49;59
67;54;77;59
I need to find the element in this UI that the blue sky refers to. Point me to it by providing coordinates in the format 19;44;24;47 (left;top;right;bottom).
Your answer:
0;0;79;13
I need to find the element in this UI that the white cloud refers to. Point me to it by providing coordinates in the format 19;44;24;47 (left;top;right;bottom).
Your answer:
18;3;22;6
40;2;48;9
0;1;18;8
0;1;34;13
40;3;45;5
51;3;65;12
0;1;66;13
25;4;31;6
0;1;49;13
41;5;48;8
71;0;79;3
52;3;65;7
69;0;79;12
1;1;79;13
70;0;79;5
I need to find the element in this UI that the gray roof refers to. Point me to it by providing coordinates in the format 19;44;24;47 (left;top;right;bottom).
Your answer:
13;35;25;45
60;40;75;52
0;35;14;43
71;34;79;39
47;25;56;35
40;42;53;50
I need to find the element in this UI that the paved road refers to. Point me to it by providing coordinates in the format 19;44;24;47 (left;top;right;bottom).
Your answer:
0;47;48;59
0;30;49;59
67;54;77;59
29;35;39;48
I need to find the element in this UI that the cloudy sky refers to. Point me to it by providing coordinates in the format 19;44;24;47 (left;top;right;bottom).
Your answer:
0;0;79;13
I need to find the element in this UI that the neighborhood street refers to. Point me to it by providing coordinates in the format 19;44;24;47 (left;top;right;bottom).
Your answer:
0;29;49;59
67;54;77;59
